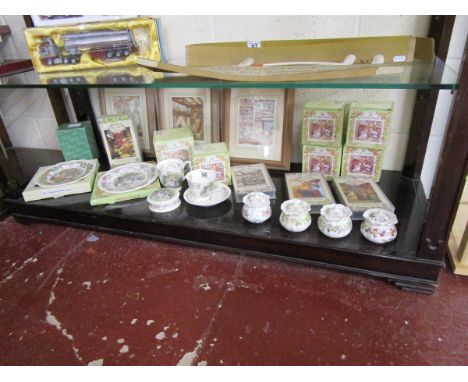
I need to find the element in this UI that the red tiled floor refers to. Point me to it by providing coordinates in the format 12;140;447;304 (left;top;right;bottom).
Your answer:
1;216;468;366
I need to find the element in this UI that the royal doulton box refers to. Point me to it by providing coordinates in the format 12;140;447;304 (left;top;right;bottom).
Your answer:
56;121;99;161
345;102;393;149
192;142;232;185
341;146;383;182
301;101;345;147
153;127;195;164
302;145;342;180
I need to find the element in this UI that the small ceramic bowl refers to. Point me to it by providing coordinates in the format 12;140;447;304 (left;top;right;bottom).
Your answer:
147;188;181;213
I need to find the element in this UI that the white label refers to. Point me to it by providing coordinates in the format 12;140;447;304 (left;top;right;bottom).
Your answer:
68;123;81;128
393;55;406;63
247;41;261;48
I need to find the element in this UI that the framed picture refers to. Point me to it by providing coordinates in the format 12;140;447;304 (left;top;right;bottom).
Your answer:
99;88;156;155
30;15;137;27
97;114;142;168
224;88;294;170
156;88;220;144
332;177;395;216
285;173;335;210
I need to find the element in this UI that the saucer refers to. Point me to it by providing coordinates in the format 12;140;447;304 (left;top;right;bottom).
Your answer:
183;183;231;207
149;199;181;213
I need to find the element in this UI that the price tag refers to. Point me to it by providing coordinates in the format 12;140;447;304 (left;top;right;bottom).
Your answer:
247;41;262;48
393;55;406;63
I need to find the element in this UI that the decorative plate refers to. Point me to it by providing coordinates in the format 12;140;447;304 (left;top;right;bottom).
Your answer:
35;160;97;188
97;163;158;194
183;183;231;207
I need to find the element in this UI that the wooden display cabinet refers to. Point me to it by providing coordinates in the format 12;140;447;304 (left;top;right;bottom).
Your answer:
0;16;467;293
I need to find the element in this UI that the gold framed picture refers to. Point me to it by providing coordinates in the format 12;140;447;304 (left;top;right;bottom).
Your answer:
156;88;220;144
223;88;294;170
99;88;156;156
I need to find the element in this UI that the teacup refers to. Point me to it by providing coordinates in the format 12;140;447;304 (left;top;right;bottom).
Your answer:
185;169;217;199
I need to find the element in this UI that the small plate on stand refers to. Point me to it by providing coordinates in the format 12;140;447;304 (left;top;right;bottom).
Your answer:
183;183;231;207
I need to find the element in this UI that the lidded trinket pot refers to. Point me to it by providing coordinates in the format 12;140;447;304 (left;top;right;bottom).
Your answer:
360;208;398;244
318;203;353;238
279;199;311;232
242;192;272;224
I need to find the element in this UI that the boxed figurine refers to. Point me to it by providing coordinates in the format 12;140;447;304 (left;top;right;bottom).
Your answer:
302;145;342;180
341;146;383;182
192;142;232;185
301;101;345;147
56;121;99;161
345;102;393;149
24;17;163;73
153;127;195;164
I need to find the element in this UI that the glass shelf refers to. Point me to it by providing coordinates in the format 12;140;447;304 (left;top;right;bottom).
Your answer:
0;58;459;90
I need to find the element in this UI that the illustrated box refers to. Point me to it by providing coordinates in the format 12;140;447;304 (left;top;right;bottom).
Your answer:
341;146;383;182
231;163;276;203
301;101;345;147
22;159;99;202
302;145;342;180
56;121;99;161
285;172;335;213
24;17;163;73
345;101;393;149
192;142;231;185
153;127;195;164
90;171;161;206
332;176;395;219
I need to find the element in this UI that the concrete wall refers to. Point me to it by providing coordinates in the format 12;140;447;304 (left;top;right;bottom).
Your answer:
0;15;466;197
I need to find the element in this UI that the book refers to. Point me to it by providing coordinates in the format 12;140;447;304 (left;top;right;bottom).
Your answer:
231;163;276;203
332;176;395;219
285;173;335;213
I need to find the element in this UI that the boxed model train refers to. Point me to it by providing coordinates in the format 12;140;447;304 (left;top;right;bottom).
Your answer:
39;29;137;66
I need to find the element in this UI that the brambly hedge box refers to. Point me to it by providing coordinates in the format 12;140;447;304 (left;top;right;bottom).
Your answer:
153;127;195;164
341;146;383;182
301;101;345;147
302;145;342;180
22;159;99;202
345;102;393;149
24;17;163;73
56;121;99;161
193;142;231;185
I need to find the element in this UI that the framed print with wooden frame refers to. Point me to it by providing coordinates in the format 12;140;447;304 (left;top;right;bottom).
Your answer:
223;88;294;170
156;88;220;144
99;88;156;156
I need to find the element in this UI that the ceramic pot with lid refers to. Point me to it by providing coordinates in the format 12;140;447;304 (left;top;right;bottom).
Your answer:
318;203;353;239
147;188;181;213
360;208;398;244
242;192;272;224
279;199;311;233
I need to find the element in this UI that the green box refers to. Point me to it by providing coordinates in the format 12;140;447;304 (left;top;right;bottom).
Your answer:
153;127;195;163
345;102;393;149
56;121;99;161
90;171;161;206
341;145;383;182
301;101;345;147
193;142;232;185
302;145;342;180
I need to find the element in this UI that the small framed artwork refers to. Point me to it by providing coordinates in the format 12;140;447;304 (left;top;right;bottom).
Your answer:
341;146;383;182
231;163;276;203
156;88;220;144
224;88;294;170
285;173;335;212
97;114;142;167
332;177;395;217
99;88;156;156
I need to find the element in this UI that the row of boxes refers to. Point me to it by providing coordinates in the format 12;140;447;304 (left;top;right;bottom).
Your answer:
301;101;393;181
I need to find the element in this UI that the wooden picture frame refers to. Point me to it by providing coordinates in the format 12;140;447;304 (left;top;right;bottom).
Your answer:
155;88;220;144
223;88;294;170
99;88;156;156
